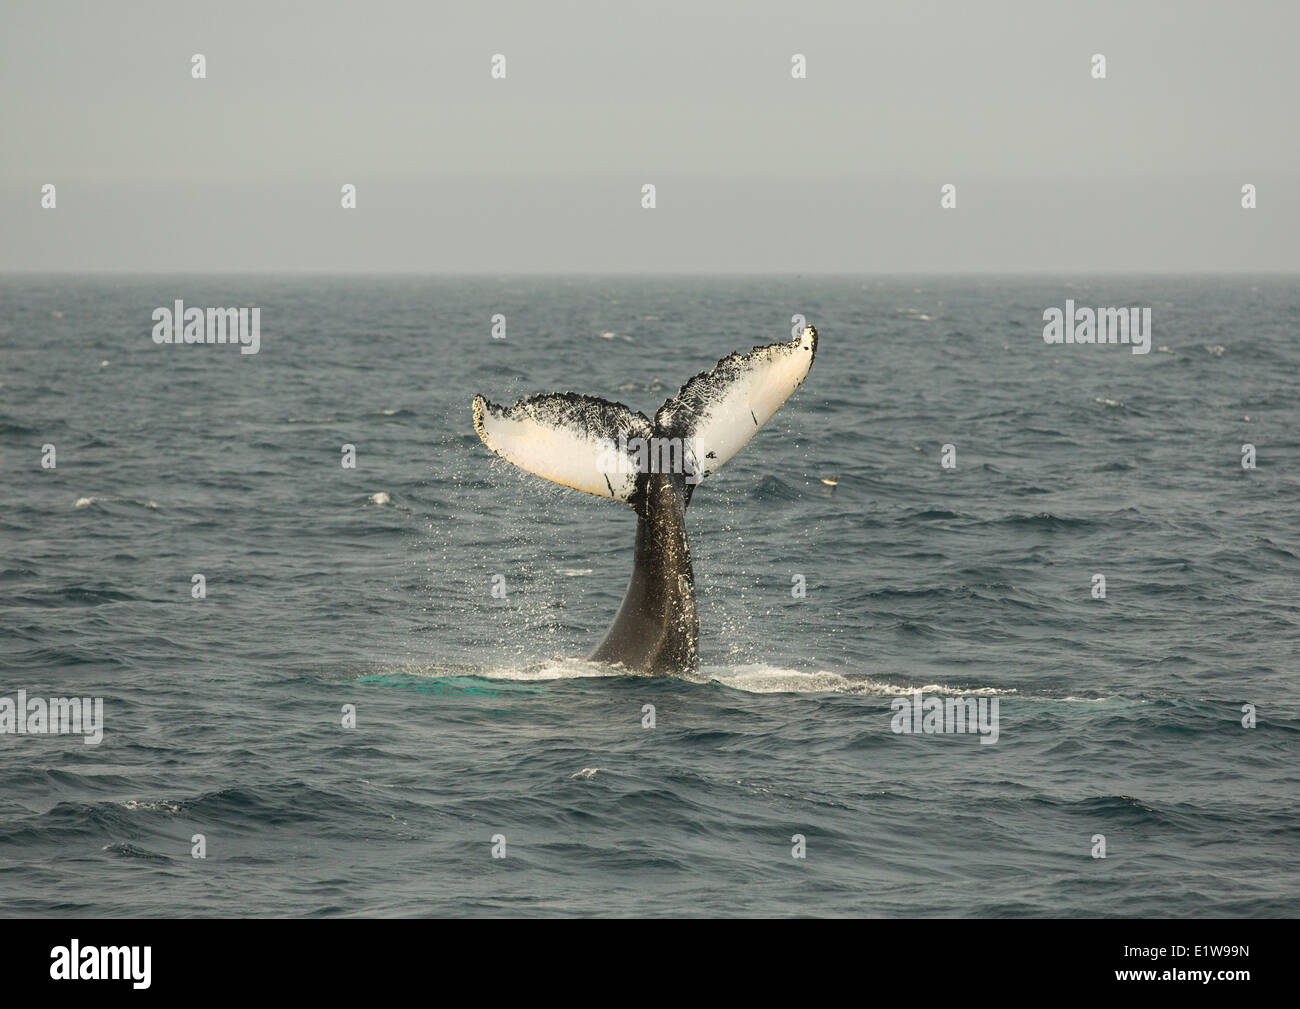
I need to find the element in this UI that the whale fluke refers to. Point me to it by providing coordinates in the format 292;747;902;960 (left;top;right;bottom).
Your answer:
472;392;652;503
654;323;818;499
472;325;818;673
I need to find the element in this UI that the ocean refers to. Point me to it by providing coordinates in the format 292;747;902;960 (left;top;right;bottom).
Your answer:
1;274;1297;917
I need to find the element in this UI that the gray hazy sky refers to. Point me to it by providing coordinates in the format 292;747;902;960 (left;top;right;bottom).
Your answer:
2;0;1297;272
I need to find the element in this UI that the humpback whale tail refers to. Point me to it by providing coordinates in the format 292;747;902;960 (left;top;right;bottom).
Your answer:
472;324;818;674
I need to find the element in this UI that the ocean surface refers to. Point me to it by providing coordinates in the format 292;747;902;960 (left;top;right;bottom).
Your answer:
1;274;1297;917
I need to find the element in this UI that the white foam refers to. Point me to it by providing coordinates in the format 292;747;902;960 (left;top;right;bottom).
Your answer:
705;665;1018;696
119;799;181;814
74;495;158;510
469;657;627;681
440;659;1018;695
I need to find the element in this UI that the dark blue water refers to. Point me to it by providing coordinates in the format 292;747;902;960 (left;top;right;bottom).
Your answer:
1;275;1297;916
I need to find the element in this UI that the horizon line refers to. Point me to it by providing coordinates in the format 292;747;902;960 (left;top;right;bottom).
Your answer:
3;269;1298;278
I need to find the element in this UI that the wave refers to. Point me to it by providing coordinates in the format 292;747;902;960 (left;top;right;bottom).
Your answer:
748;475;804;501
72;495;159;511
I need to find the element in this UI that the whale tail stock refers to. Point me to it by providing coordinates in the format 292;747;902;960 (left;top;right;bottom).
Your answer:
471;324;818;673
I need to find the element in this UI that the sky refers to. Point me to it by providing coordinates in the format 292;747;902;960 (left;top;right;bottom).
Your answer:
2;0;1297;272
